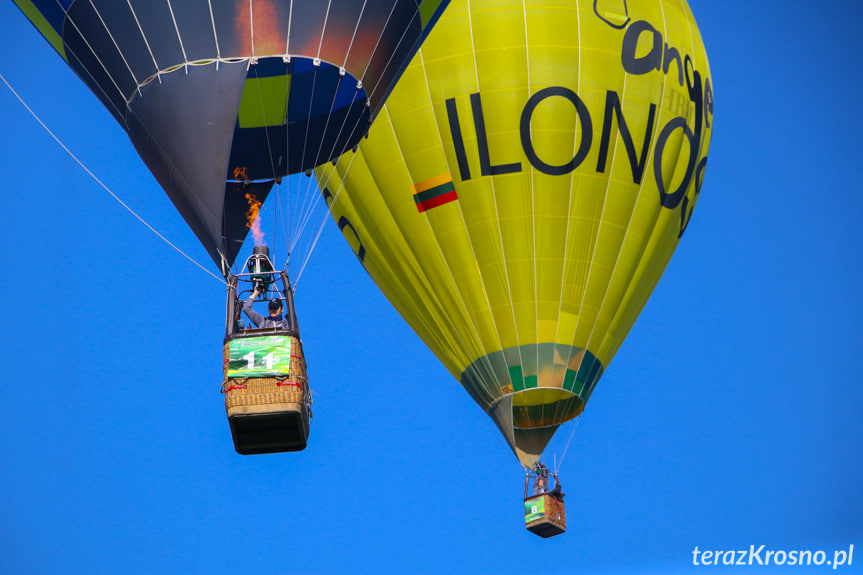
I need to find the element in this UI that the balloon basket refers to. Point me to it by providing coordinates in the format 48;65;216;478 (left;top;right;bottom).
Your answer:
222;337;310;455
524;494;566;538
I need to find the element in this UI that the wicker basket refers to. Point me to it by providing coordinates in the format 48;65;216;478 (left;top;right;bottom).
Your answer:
221;335;310;454
224;378;304;413
525;494;566;538
223;336;307;401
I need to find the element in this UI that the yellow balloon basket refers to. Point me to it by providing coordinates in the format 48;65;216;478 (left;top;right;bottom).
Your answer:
222;334;310;455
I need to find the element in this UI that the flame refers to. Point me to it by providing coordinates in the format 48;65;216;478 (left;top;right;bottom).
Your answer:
233;166;249;181
232;0;377;66
236;0;285;56
245;192;265;246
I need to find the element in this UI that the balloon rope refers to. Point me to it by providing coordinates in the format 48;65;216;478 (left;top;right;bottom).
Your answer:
292;166;326;253
0;71;226;285
292;155;355;292
293;0;441;290
554;416;582;474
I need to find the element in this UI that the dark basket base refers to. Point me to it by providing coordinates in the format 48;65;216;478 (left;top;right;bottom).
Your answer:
526;518;566;538
228;407;309;455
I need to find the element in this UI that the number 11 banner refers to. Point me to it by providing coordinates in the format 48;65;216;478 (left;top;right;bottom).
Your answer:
227;336;293;379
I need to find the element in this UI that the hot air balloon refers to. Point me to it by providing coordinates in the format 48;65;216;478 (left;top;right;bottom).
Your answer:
316;0;713;533
14;0;452;454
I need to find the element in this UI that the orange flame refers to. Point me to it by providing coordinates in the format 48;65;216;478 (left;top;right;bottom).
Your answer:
233;166;249;181
245;192;265;246
236;0;284;56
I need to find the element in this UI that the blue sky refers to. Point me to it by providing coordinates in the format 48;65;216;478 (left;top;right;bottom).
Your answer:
1;1;861;574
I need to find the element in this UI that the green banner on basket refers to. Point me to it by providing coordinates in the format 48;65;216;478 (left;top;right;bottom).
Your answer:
227;336;292;378
524;497;546;524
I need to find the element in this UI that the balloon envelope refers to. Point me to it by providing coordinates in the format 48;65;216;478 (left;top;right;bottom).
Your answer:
15;0;451;272
317;0;713;467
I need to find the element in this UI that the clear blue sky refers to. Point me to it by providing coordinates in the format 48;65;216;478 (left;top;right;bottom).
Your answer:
1;1;861;574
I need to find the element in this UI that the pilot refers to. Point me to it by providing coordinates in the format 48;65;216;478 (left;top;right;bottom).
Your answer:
533;463;549;496
243;286;291;330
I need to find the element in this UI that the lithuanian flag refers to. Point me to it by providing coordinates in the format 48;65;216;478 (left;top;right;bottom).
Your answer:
412;173;457;213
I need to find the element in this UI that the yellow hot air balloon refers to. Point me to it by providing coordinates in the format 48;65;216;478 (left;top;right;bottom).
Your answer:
317;0;713;469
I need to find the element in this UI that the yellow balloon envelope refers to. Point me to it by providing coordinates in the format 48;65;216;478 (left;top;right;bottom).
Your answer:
317;0;713;468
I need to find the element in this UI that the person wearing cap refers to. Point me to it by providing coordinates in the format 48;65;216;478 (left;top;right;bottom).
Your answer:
242;286;291;330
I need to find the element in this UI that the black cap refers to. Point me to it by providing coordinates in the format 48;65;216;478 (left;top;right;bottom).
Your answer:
268;299;283;312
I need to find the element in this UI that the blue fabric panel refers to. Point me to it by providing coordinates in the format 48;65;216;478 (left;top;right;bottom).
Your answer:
28;0;70;39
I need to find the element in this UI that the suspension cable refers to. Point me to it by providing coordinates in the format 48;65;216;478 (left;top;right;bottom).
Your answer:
0;70;226;285
553;416;582;474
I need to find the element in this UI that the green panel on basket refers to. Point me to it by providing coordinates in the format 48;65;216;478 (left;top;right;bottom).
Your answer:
228;336;292;378
525;497;546;524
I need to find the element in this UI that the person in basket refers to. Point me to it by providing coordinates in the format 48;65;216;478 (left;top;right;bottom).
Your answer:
243;286;291;330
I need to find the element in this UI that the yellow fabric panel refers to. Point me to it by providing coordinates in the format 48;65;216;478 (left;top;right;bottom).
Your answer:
350;133;484;373
238;76;289;129
317;162;456;375
594;3;627;29
513;388;572;407
330;156;453;353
